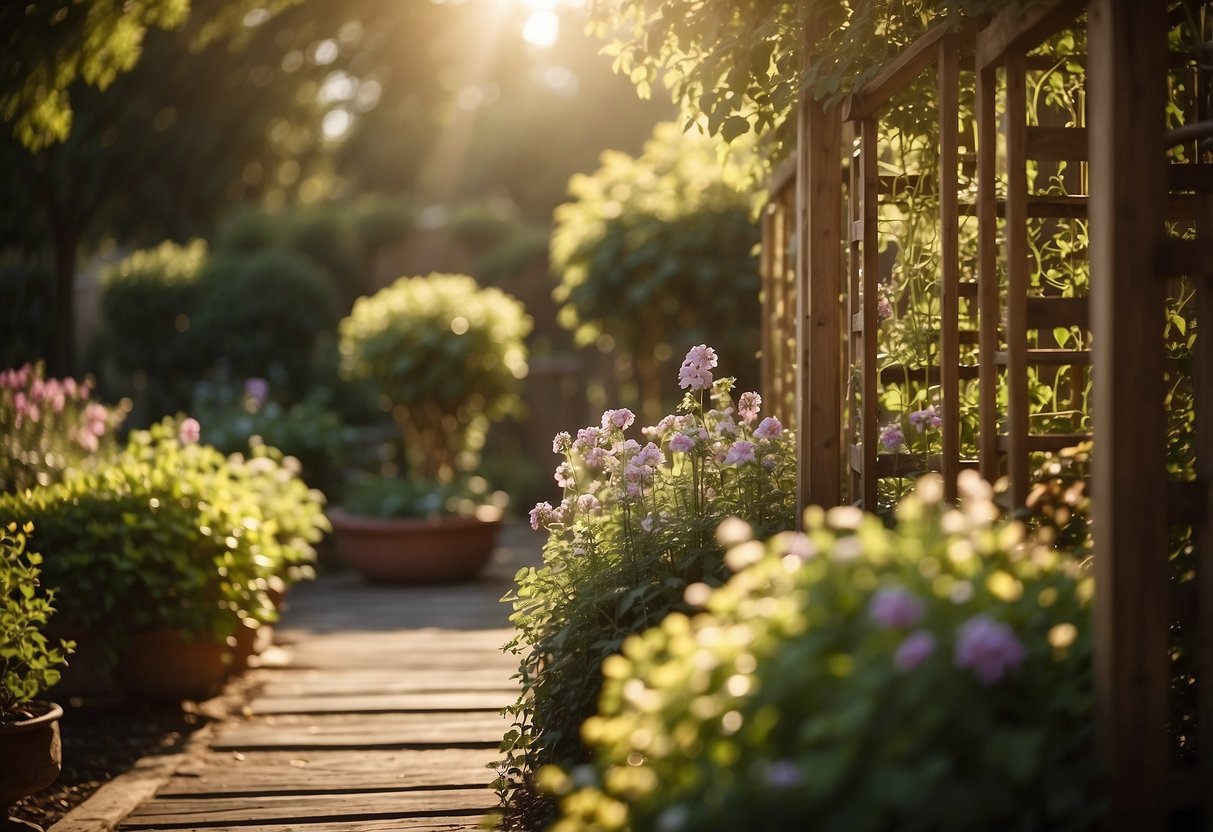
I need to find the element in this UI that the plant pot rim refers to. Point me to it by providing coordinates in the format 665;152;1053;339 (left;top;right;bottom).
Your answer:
327;507;502;533
0;701;63;734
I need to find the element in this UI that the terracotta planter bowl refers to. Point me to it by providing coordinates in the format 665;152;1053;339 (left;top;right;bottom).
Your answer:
115;630;233;701
328;509;500;584
0;701;63;813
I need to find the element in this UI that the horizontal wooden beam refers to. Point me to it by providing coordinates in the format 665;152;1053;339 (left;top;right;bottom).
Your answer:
976;0;1086;70
843;23;953;121
997;432;1091;453
1026;126;1089;161
1154;239;1213;277
994;348;1091;365
1026;295;1090;330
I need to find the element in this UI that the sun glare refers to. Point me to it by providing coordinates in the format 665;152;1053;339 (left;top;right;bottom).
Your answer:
522;10;559;47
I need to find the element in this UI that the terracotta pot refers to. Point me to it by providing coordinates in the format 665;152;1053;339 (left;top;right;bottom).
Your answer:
327;509;500;584
0;701;63;822
115;630;232;701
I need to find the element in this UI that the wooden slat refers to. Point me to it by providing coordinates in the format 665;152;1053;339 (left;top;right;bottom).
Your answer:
843;23;952;121
1168;163;1213;193
249;691;511;715
260;668;516;697
1166;478;1208;527
1006;49;1031;507
939;35;961;502
120;789;496;829
958;280;978;299
959;194;1090;218
878;172;933;196
977;61;1001;484
211;712;508;751
877;364;980;385
126;821;483;832
1153;238;1213;276
1087;3;1171;828
761;200;776;402
796;31;844;512
976;0;1086;70
861;118;879;511
993;348;1091;365
1026;295;1090;330
1025;126;1089;161
160;749;496;796
996;432;1091;453
848;139;863;505
848;445;979;479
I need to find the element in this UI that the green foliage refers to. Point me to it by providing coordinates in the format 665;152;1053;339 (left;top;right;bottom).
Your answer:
1;522;74;714
551;122;762;416
341;474;506;521
0;419;326;660
589;0;1006;147
498;353;796;826
547;473;1100;832
189;378;355;500
192;249;339;401
0;0;190;150
0;362;128;493
97;239;208;417
339;273;532;484
0;261;55;368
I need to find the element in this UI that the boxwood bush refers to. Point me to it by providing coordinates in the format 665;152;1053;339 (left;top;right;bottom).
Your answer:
545;472;1101;832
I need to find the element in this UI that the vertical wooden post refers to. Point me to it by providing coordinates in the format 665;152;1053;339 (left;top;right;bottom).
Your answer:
1087;1;1170;829
1005;49;1031;508
848;142;862;505
938;37;961;502
1197;183;1213;831
795;17;843;512
760;202;776;405
859;118;879;511
976;62;1001;486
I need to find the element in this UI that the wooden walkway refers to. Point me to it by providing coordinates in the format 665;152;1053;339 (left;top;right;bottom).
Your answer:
115;525;541;832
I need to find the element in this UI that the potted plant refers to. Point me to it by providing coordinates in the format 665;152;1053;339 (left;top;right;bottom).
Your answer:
1;522;74;831
333;272;531;583
0;419;327;700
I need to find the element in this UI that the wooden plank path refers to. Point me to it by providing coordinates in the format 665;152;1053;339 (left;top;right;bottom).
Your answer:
115;525;542;832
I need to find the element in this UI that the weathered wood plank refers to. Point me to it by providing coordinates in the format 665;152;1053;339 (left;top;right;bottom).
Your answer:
1005;49;1030;507
211;712;508;751
843;23;952;121
270;648;516;672
122;819;483;832
977;61;1000;485
259;669;517;697
939;35;961;502
249;692;512;715
975;0;1084;70
161;749;497;796
120;789;496;828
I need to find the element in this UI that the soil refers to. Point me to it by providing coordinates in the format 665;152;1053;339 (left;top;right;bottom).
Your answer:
8;696;208;831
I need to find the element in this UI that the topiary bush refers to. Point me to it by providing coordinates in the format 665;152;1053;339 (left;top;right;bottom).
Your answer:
551;122;763;421
97;239;208;418
497;345;797;827
191;249;339;402
545;471;1101;832
338;272;531;487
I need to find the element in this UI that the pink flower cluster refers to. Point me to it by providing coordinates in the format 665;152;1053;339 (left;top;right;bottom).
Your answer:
2;364;94;430
879;422;904;452
868;586;926;630
954;614;1026;684
678;344;717;391
908;405;942;433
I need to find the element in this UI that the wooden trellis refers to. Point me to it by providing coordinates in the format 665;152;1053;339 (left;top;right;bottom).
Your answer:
759;0;1213;827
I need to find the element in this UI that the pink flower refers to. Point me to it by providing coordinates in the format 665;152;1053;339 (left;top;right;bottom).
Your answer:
573;426;603;451
178;417;201;444
552;431;571;454
244;377;270;407
753;416;782;439
640;514;655;532
894;630;937;671
713;415;738;438
879;422;904;452
634;442;664;468
868;586;926;630
669;432;696;453
908;406;942;433
576;494;601;514
84;402;108;436
554;462;576;489
954;615;1026;684
583;447;608;469
737;392;762;424
877;296;894;321
723;440;757;465
529;501;556;531
678;344;718;391
601;408;636;431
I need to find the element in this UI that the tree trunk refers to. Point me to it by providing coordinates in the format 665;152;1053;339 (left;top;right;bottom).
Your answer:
47;224;77;378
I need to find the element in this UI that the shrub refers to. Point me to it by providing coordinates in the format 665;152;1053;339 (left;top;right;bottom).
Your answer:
0;362;128;493
0;419;326;659
338;272;531;487
1;522;73;715
546;472;1101;832
551;122;762;419
498;345;797;826
191;249;339;402
97;239;208;417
